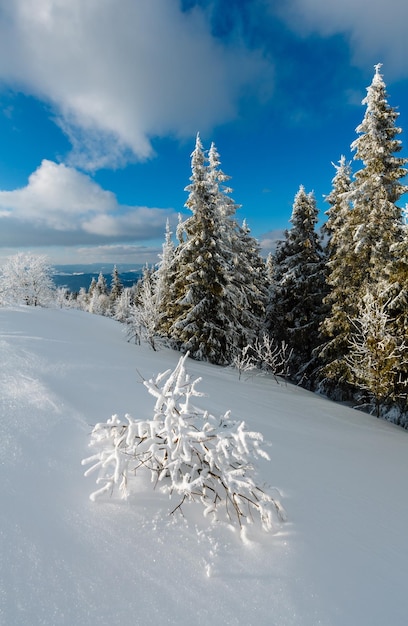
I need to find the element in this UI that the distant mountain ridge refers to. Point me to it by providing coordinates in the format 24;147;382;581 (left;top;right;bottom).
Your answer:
52;264;144;293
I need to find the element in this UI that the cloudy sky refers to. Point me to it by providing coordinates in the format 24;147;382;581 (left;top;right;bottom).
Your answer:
0;0;408;266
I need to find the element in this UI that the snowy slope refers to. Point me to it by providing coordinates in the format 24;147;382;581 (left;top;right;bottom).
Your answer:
1;306;407;626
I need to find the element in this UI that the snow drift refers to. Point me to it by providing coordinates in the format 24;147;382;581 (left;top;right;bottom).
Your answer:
1;306;407;625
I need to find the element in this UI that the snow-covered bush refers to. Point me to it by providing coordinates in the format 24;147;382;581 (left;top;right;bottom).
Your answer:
252;334;293;380
55;287;78;309
233;334;293;383
232;344;257;380
124;266;163;349
82;354;285;533
0;252;55;307
113;288;133;324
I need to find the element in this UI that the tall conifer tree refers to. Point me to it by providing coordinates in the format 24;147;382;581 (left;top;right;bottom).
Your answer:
318;157;355;386
350;64;407;285
208;143;268;347
164;134;235;364
161;135;266;364
319;65;408;396
267;186;326;380
110;265;123;301
154;219;175;315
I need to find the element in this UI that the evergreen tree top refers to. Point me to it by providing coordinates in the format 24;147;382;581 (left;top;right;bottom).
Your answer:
351;64;408;205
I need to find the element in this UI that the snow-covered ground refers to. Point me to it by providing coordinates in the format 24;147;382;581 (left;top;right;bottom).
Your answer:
1;306;407;626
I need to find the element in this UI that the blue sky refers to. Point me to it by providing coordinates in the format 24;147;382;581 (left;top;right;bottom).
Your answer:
0;0;408;266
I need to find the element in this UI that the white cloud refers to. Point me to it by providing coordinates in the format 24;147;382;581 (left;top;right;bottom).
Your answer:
0;160;116;230
0;160;175;247
274;0;408;77
82;207;171;238
0;0;273;169
258;229;285;256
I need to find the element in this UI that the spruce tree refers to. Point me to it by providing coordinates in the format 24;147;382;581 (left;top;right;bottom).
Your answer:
267;186;326;380
88;276;97;297
110;265;123;301
350;64;407;286
323;156;353;243
318;157;355;388
208;143;268;347
235;220;268;335
154;218;175;325
128;265;160;350
95;271;108;296
88;271;110;315
318;65;408;397
165;134;235;364
158;135;267;364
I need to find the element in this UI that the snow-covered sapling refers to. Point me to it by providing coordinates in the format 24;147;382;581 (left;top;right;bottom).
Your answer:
234;334;293;382
232;344;256;380
82;353;286;533
253;334;293;381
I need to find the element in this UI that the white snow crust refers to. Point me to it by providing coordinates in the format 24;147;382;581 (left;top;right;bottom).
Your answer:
1;306;407;625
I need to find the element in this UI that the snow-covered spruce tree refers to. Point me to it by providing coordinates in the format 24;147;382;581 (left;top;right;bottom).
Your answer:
55;287;75;309
0;252;55;307
317;157;355;391
76;286;89;311
82;353;286;533
348;64;407;291
323;156;353;245
88;276;97;297
88;271;110;315
161;135;246;365
96;271;109;296
318;65;408;398
156;215;185;338
110;265;123;302
266;186;326;381
153;218;175;325
235;219;268;335
127;265;161;349
207;143;268;348
113;287;134;324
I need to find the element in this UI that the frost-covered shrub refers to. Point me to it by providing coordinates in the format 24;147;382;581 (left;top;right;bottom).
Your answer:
232;344;257;380
82;354;285;532
0;252;55;307
233;334;293;383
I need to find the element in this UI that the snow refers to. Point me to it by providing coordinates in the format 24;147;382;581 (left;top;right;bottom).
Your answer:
1;306;407;625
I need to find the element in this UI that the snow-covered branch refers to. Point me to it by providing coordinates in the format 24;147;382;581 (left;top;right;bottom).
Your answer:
82;354;286;533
